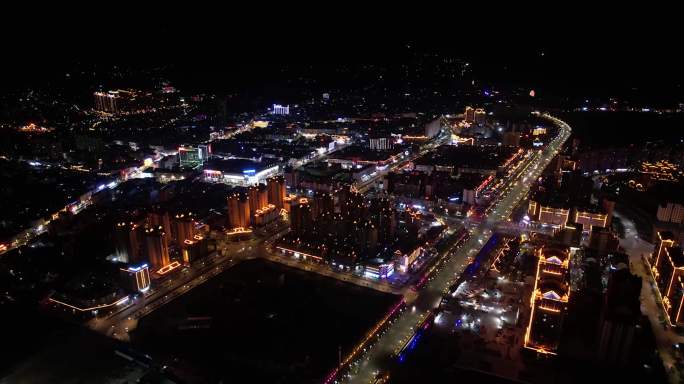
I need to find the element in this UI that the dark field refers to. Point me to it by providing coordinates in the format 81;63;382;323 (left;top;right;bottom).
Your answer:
131;259;399;383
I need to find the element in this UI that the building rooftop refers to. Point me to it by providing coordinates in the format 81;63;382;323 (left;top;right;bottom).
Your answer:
203;158;275;175
414;145;516;170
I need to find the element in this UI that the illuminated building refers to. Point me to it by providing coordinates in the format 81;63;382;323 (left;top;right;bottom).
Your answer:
178;144;209;169
272;104;290;115
464;106;475;123
397;247;422;273
525;245;570;354
532;127;547;136
172;211;196;244
639;160;680;184
528;201;570;228
148;212;172;241
94;91;120;113
114;221;143;263
369;136;393;151
364;262;395;279
651;231;684;327
247;185;260;218
120;263;151;293
474;108;486;125
203;159;279;187
574;209;608;231
227;193;251;229
254;203;278;226
284;194;298;213
267;176;286;209
182;234;208;264
144;225;170;271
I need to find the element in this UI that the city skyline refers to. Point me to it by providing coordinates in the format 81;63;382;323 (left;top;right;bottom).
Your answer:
0;32;681;383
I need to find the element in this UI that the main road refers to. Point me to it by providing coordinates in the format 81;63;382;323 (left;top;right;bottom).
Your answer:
340;113;571;383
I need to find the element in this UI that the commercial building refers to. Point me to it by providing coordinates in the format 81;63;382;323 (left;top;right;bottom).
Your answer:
203;159;279;187
179;145;209;169
525;245;571;355
528;172;612;230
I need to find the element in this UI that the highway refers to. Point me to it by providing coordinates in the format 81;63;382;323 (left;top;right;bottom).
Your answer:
339;113;571;384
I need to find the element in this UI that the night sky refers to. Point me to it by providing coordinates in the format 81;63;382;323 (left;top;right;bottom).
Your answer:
2;14;681;102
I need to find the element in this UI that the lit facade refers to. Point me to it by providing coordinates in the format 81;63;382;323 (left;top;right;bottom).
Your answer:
120;263;151;293
528;200;570;228
227;193;251;229
651;231;684;327
94;91;120;113
464;106;475;123
114;221;143;263
203;164;279;187
144;225;170;271
272;104;290;115
179;145;209;169
525;245;570;354
574;210;608;231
